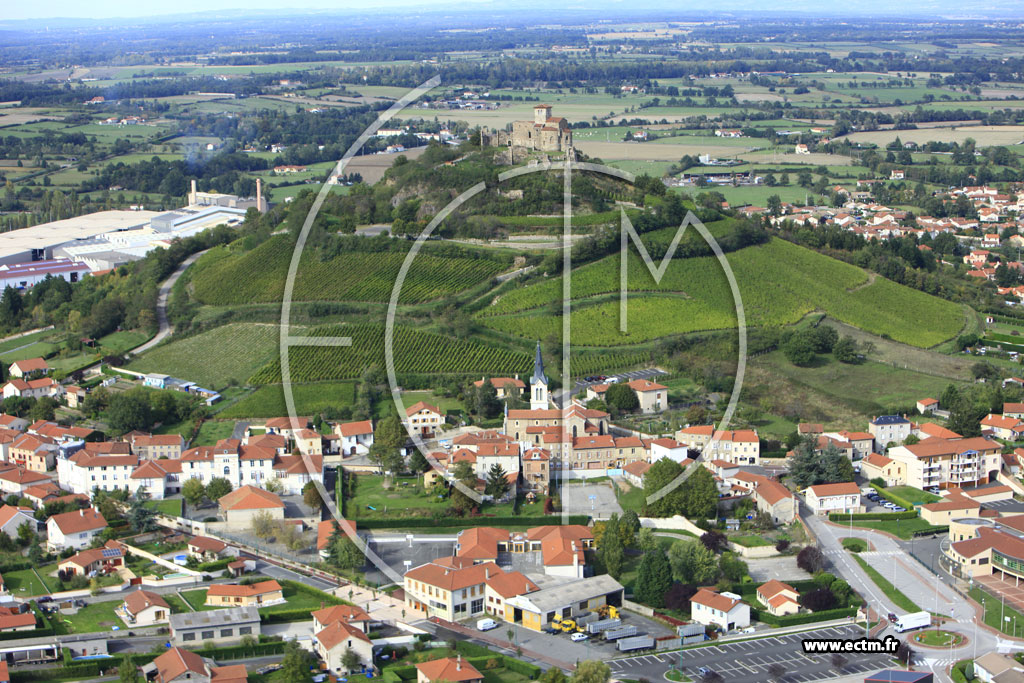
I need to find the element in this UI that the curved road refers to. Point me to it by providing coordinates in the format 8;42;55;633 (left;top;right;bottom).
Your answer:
131;250;208;356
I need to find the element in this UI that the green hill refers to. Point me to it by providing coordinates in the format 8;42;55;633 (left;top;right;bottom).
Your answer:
480;238;965;348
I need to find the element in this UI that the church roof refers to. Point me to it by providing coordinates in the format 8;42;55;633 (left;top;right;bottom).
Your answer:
531;340;547;386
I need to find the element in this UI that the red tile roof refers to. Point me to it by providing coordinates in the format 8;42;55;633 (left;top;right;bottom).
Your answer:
337;420;373;437
124;589;169;616
48;507;106;535
218;485;284;511
206;579;282;598
691;588;743;612
416;657;483;683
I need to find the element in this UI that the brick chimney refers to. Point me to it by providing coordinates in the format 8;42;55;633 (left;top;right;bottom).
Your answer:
457;655;462;671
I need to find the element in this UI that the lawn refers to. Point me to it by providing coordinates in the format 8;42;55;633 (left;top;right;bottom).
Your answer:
217;381;357;419
886;486;942;506
846;517;945;540
144;498;183;517
348;474;452;517
970;586;1024;636
613;481;646;513
912;630;963;647
97;330;151;354
181;581;339;615
3;568;49;596
192;420;237;446
852;554;921;613
730;534;773;547
54;600;123;634
162;593;191;614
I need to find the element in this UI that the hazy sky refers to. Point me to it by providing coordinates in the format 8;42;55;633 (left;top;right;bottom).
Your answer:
0;0;1013;21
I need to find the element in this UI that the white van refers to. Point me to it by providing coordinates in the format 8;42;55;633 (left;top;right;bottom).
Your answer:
477;618;498;631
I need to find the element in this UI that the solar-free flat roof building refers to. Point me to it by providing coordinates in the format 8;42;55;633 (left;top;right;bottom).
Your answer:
168;606;260;646
0;211;158;266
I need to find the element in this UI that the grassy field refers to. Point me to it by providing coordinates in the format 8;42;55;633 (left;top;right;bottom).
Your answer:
54;601;123;634
348;475;452;516
128;323;284;389
182;581;338;615
192;420;237;446
3;568;50;596
886;487;942;506
845;517;944;539
216;381;357;418
481;238;964;348
144;498;183;517
852;554;921;613
970;586;1024;635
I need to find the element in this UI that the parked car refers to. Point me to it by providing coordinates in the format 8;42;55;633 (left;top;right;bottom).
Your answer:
37;597;52;604
892;506;906;512
697;667;715;677
570;633;589;642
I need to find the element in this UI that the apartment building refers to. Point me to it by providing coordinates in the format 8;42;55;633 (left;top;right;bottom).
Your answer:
886;437;1002;490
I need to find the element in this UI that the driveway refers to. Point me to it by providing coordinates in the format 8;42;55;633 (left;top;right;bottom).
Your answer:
132;249;208;356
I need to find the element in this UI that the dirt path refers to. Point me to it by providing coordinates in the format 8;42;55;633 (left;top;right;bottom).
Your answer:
846;271;877;293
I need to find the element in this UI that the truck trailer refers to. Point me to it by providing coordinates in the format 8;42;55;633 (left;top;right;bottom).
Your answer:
586;618;621;634
617;635;654;652
603;625;638;641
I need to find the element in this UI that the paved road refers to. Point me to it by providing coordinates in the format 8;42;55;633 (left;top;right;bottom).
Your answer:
254;559;335;591
553;368;668;408
609;625;892;683
131;249;208;356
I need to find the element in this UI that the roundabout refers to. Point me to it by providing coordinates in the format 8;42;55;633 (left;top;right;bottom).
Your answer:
911;629;965;649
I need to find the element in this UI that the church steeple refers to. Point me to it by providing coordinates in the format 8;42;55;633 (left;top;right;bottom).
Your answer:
531;340;547;386
530;340;549;410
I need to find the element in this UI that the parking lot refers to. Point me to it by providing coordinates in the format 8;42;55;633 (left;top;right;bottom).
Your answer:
607;625;893;683
561;483;622;520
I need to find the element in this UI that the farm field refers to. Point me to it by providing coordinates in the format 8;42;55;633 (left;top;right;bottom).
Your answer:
842;125;1024;147
189;235;509;305
128;323;284;389
480;238;964;348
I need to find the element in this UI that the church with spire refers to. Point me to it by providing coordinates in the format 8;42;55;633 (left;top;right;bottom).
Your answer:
530;340;549;410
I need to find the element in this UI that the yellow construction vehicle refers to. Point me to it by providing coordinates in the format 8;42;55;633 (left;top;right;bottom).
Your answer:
597;605;619;619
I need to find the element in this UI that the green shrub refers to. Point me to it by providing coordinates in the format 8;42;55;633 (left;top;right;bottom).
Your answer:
842;538;867;553
828;511;917;522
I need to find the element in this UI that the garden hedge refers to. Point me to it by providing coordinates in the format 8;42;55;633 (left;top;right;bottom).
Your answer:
752;607;857;626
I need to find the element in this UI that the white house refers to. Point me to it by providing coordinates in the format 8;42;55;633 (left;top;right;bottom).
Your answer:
313;619;374;674
57;452;139;496
405;401;444;437
650;438;689;463
8;358;49;378
869;415;912;450
336;420;374;456
690;589;750;631
2;378;62;400
804;482;863;516
0;505;36;540
46;507;107;551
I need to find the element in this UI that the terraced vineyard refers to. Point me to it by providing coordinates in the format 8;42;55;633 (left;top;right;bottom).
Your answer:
248;323;533;383
570;351;651;377
190;236;508;305
481;239;964;348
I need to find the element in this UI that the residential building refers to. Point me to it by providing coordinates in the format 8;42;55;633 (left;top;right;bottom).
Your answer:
146;645;251;683
336;420;374;456
472;377;525;399
0;505;36;540
314;618;374;674
169;606;260;647
312;604;371;633
917;398;939;414
205;580;284;608
130;434;184;460
982;413;1024;440
804;482;863;516
57;540;124;576
129;459;182;500
403;557;500;622
859;452;906;487
627;379;668;414
0;608;37;632
622;460;650;488
453;525;593;578
406;401;444;437
521;447;550;492
756;580;800;617
690;589;750;631
8;358;48;378
974;652;1024;683
46;507;106;551
178;439;323;495
920;493;981;525
263;417;310;441
217;485;285;526
57;451;139;495
649;438;689;463
416;657;484;683
188;536;229;561
64;385;85;409
869;415;912;449
483;570;539;620
119;589;171;627
748;474;797;524
0;466;53;496
10;433;58;473
1006;402;1024;420
2;378;62;400
886;437;1002;490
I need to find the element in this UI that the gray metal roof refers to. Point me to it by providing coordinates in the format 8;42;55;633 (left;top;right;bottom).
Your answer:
505;574;623;614
169;606;259;630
